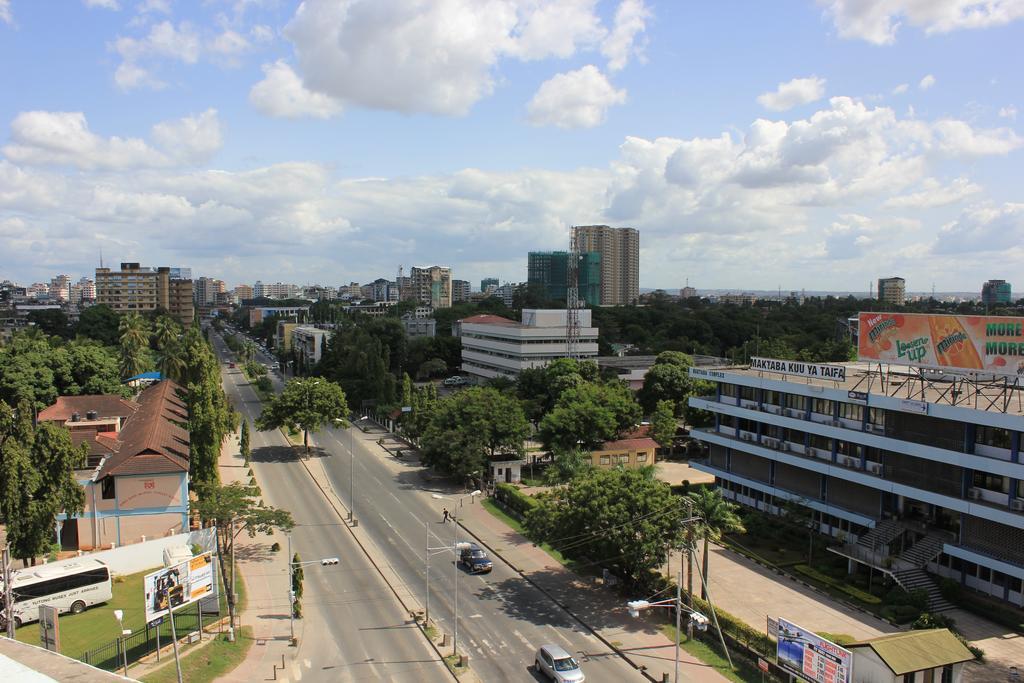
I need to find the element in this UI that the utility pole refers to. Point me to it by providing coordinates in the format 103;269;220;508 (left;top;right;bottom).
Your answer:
287;534;295;643
565;226;581;360
3;542;14;638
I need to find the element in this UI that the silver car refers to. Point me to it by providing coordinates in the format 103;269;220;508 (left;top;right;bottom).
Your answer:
534;644;585;682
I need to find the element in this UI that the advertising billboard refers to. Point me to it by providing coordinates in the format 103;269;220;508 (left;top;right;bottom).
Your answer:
143;552;215;623
858;313;1024;377
776;618;852;683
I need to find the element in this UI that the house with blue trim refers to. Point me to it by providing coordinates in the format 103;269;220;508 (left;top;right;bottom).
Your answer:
39;380;190;551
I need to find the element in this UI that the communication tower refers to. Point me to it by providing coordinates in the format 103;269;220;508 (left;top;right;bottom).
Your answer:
566;227;582;359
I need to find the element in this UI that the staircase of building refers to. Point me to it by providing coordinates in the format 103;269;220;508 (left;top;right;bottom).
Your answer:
892;567;955;613
856;519;903;553
899;534;946;568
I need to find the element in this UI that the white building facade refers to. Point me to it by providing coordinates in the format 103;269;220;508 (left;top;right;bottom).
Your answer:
457;309;598;380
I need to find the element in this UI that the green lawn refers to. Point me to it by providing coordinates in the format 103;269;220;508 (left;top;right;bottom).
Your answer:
15;561;242;670
480;499;576;569
141;626;254;683
659;624;767;683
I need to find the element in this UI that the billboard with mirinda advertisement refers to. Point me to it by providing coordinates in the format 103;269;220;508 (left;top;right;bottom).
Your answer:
858;312;1024;377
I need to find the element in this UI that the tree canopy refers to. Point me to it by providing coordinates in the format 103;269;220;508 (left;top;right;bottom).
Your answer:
420;387;529;479
538;380;641;452
526;467;687;588
256;377;349;452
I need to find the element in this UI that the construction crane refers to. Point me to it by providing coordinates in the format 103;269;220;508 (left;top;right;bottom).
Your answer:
566;227;582;359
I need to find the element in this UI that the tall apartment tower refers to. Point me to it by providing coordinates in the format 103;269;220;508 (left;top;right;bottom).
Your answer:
571;225;639;305
451;279;472;303
410;266;452;308
981;279;1012;307
95;262;194;325
877;277;906;307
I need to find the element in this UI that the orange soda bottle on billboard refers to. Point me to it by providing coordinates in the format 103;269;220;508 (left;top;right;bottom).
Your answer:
928;316;982;369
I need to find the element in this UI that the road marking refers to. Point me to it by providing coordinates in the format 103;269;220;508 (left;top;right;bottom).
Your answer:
469;613;482;618
512;629;532;648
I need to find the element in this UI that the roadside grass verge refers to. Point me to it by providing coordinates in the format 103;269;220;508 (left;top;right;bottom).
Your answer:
659;624;766;683
141;626;254;683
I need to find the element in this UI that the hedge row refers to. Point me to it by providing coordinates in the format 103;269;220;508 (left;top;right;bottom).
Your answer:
494;483;539;519
794;564;882;605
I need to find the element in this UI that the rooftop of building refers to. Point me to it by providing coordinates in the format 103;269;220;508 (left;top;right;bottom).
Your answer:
848;629;974;675
0;637;130;682
41;381;190;479
699;361;1024;416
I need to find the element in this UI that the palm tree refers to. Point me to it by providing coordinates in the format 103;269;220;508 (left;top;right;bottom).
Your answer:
157;336;187;383
153;315;179;353
118;313;150;379
688;487;745;599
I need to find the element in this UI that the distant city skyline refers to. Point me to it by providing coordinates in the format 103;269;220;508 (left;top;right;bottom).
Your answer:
0;2;1021;289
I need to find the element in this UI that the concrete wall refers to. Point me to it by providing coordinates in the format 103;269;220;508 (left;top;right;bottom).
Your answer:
48;528;215;577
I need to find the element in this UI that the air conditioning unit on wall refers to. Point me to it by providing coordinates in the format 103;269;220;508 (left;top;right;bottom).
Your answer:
1011;498;1024;512
967;488;982;500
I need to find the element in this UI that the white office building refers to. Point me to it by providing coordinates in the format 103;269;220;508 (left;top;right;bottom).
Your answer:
456;309;598;380
292;326;329;368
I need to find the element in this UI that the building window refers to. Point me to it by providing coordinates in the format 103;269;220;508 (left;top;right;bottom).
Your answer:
615;454;629;464
101;477;115;500
972;471;1009;493
719;383;737;398
636;452;648;463
975;425;1012;449
838;402;863;421
785;394;807;411
811;398;832;416
600;455;610;465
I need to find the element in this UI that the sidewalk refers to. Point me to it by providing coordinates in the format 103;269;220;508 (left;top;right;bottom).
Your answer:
361;426;730;683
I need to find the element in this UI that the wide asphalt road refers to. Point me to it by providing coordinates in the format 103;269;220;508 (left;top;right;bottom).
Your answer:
214;332;451;683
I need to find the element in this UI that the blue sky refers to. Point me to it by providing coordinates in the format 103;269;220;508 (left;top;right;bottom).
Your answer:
0;0;1021;293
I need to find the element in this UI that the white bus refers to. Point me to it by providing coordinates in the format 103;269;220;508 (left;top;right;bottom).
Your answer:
1;559;112;628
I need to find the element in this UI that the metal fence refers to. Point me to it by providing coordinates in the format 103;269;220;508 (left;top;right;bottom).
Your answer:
79;607;226;672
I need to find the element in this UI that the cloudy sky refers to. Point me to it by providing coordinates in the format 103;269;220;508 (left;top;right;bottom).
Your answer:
1;0;1022;293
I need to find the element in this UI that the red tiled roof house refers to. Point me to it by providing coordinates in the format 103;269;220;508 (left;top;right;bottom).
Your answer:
38;381;190;551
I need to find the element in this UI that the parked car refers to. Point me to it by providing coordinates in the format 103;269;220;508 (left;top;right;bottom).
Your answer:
534;644;584;682
458;543;493;573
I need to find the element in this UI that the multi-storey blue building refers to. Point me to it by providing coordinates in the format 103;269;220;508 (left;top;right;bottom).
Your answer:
687;361;1024;611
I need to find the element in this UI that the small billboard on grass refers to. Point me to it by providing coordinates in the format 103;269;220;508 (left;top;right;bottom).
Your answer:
143;552;215;623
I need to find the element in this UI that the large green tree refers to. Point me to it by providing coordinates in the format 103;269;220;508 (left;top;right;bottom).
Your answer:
538;380;641;452
637;351;696;416
181;326;237;488
194;482;294;628
256;377;349;452
650;399;678;451
687;487;745;599
0;400;87;563
420;387;529;479
525;467;687;588
75;304;122;346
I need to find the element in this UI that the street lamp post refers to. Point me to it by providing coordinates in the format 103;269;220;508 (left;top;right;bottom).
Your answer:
334;415;368;525
286;533;340;644
113;609;132;677
430;491;481;661
626;570;709;683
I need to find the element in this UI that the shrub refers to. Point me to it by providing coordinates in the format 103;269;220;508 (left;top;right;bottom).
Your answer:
912;612;956;630
495;483;539;518
270;542;281;552
794;565;882;605
255;376;273;392
881;604;921;624
939;578;962;602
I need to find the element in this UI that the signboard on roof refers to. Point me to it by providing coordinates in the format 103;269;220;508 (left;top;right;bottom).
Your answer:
750;357;847;382
858;312;1024;377
776;618;852;683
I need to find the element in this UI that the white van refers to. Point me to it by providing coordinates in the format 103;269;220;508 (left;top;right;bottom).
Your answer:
1;559;112;628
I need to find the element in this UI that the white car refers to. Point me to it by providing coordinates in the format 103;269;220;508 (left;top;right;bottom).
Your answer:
535;644;584;682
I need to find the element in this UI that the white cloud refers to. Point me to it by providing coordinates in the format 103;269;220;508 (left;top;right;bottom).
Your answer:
249;61;344;119
757;76;827;111
150;109;223;163
892;83;909;94
112;21;201;89
999;105;1018;120
820;0;1024;45
602;0;651;71
2;110;223;170
0;0;11;24
269;0;645;117
84;0;120;9
919;74;936;90
526;65;626;129
884;177;981;208
934;203;1024;254
506;0;605;61
208;29;250;59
